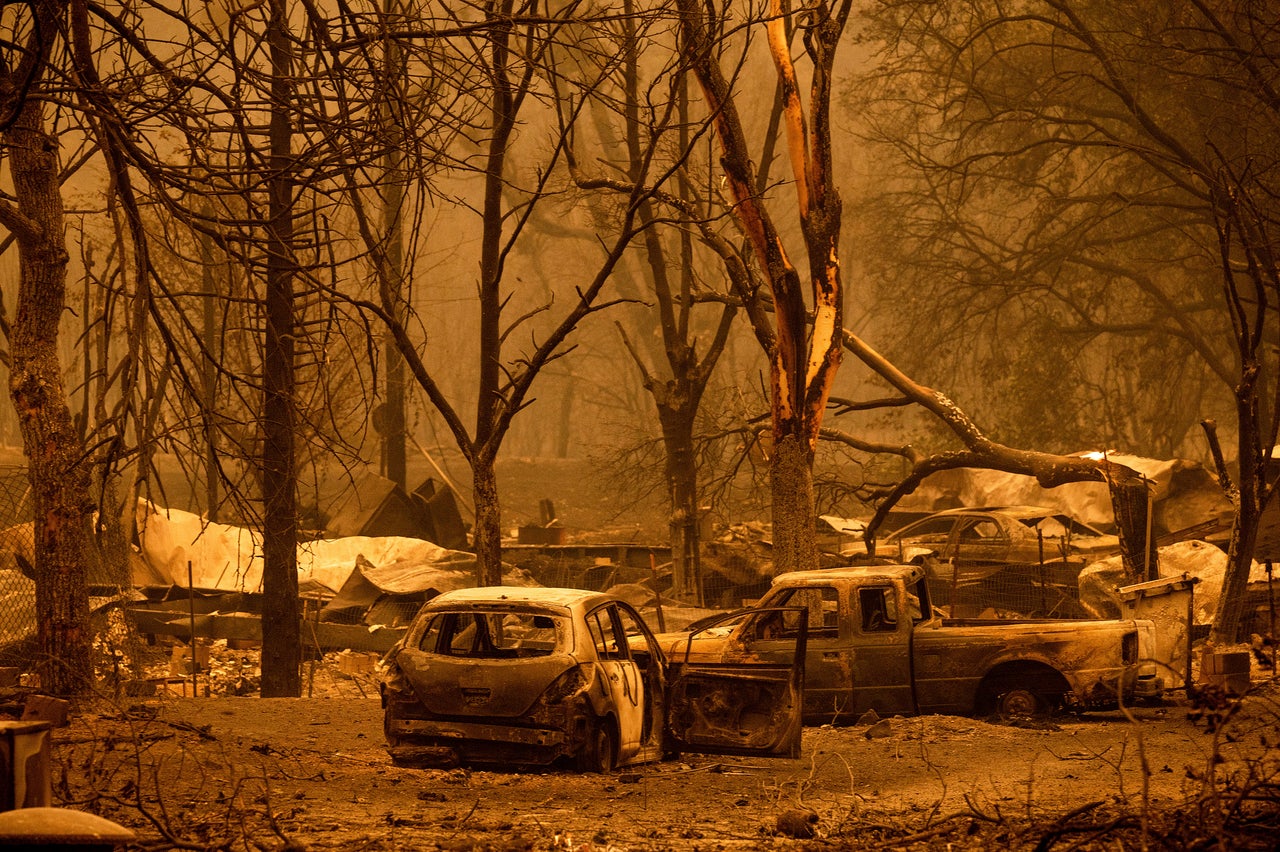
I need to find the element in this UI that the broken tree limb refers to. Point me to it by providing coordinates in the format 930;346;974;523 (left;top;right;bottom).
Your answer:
1200;419;1238;504
840;328;1157;581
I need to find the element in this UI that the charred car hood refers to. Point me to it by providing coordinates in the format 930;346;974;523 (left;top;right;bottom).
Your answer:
397;651;579;717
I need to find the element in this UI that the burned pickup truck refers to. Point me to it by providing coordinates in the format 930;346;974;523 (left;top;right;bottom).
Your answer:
648;564;1164;723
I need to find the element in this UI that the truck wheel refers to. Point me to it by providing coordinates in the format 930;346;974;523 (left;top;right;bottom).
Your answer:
996;688;1047;721
578;720;617;773
383;707;401;748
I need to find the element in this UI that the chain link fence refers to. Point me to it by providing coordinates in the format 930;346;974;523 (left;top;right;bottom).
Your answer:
923;556;1092;619
0;466;36;660
0;466;151;687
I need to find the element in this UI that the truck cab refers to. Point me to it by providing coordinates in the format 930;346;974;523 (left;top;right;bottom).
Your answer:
715;565;931;723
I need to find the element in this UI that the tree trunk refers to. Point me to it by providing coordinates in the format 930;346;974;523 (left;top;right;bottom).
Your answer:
380;0;407;490
770;432;818;574
260;0;301;697
555;376;574;459
4;84;96;695
658;405;700;601
469;1;514;589
199;229;221;522
1214;508;1259;646
1212;371;1266;645
471;456;503;586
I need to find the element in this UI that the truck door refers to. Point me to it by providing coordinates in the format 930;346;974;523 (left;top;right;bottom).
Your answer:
850;584;914;715
723;585;855;724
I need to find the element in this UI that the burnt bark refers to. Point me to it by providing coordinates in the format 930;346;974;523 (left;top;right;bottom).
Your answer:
466;0;518;584
770;433;818;575
470;454;502;586
1;13;97;694
260;0;301;697
653;382;703;600
675;0;846;574
1206;362;1269;645
380;0;407;490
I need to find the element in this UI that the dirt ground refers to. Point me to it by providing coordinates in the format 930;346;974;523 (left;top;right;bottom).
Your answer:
47;662;1280;851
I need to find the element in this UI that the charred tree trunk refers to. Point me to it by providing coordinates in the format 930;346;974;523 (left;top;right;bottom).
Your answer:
198;230;221;522
657;398;701;601
675;0;845;575
2;53;96;695
770;432;818;576
470;0;517;584
471;454;502;587
260;0;301;697
1208;364;1267;645
380;0;407;490
615;19;716;602
1203;179;1280;646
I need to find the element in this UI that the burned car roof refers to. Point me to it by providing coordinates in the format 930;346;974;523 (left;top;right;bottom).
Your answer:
417;585;616;612
890;506;1110;536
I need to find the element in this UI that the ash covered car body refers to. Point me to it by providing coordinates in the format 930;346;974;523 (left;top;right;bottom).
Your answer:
879;506;1122;617
381;586;805;771
882;506;1120;566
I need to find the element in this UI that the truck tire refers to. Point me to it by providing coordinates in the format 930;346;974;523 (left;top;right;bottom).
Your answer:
995;688;1048;721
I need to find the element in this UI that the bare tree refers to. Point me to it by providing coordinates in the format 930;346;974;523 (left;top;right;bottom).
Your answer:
353;0;690;584
859;0;1280;641
674;0;847;574
558;6;747;600
0;0;96;694
21;0;414;694
257;0;302;697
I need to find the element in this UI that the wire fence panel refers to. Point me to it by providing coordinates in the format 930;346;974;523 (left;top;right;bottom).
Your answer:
924;557;1092;619
0;467;35;652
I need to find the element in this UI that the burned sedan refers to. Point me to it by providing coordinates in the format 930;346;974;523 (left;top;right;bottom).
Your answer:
381;586;805;772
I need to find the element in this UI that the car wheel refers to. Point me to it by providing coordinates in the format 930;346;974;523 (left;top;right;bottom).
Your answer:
578;720;617;774
995;688;1048;721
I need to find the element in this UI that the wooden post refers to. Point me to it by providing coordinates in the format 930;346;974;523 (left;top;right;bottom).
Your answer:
188;561;199;697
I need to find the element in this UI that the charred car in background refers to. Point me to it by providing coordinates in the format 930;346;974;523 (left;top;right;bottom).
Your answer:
381;586;806;772
881;507;1122;618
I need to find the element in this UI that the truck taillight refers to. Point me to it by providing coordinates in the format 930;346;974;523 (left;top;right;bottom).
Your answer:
1122;631;1139;664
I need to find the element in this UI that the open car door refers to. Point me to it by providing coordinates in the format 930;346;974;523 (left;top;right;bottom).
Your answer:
663;607;807;758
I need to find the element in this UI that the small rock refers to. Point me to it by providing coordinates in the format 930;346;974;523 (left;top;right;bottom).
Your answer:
856;709;880;726
865;719;895;739
775;808;817;838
